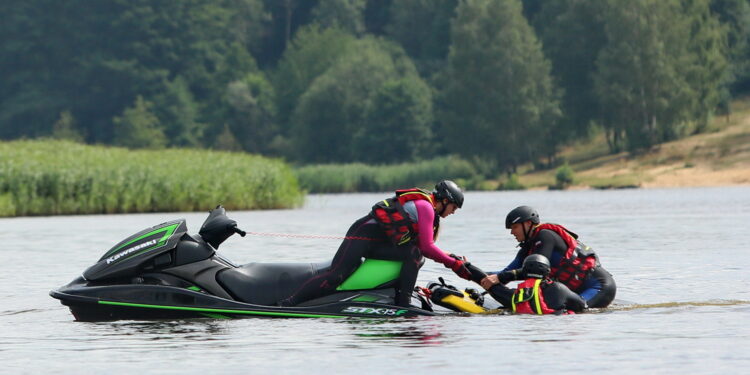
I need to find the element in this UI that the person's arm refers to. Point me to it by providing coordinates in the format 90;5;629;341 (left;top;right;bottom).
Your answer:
480;268;522;289
486;283;515;308
494;247;525;273
414;199;455;266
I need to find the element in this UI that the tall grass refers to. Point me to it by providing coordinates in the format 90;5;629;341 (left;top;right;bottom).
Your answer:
295;156;481;193
0;140;303;216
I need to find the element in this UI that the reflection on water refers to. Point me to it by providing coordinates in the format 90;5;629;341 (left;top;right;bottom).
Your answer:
100;319;230;338
341;318;448;346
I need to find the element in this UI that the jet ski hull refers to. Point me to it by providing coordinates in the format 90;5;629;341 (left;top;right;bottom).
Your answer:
50;280;435;321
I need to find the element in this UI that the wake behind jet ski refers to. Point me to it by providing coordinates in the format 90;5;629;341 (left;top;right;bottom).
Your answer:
50;206;490;321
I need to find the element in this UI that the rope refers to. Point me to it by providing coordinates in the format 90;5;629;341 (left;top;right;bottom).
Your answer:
245;231;385;242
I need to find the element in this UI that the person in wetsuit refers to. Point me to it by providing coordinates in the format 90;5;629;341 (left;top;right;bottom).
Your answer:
483;254;587;314
480;206;616;308
278;180;479;307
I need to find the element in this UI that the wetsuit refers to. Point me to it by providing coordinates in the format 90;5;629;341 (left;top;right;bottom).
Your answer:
279;199;461;307
487;271;587;313
496;229;616;308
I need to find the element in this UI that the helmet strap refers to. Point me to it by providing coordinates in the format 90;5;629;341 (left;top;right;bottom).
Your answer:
437;199;447;216
522;222;534;243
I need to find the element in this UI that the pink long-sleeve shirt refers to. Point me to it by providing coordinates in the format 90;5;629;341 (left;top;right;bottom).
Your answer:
411;199;457;268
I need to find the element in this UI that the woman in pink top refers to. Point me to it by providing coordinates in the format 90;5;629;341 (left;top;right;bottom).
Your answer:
278;180;476;307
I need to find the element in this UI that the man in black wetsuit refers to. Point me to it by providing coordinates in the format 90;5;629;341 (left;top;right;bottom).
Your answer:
484;254;587;314
481;206;616;308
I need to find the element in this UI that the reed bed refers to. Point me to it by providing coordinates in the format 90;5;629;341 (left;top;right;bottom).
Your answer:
295;156;480;193
0;140;303;216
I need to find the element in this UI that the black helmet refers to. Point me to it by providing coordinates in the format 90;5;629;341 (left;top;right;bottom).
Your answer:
433;180;464;208
522;254;551;279
505;205;540;228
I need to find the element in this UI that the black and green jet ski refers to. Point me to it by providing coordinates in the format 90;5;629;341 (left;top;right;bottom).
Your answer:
50;206;491;321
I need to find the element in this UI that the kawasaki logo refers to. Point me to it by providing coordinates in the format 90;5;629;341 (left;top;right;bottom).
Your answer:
106;239;158;264
342;306;408;316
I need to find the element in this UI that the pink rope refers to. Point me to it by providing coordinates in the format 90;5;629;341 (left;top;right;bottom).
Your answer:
245;231;385;242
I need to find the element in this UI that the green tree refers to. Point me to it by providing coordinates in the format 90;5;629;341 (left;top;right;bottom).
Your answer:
151;76;203;148
213;124;244;151
439;0;561;173
385;0;458;78
221;72;279;154
533;0;607;144
1;1;263;144
290;37;425;163
311;0;366;35
51;111;85;143
271;26;357;129
593;0;726;152
352;77;434;163
113;96;167;149
711;0;750;95
683;0;728;134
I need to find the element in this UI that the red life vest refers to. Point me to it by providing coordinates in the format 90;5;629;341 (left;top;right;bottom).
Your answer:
511;278;557;315
530;223;598;291
370;188;439;246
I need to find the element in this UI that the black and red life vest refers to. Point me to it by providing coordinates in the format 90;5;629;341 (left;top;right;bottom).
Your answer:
529;223;598;291
511;278;557;315
370;188;439;246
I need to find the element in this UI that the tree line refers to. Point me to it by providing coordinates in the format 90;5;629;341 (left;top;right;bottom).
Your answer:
2;0;749;174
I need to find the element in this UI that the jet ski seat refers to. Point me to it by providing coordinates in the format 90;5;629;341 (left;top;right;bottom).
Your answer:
217;261;332;306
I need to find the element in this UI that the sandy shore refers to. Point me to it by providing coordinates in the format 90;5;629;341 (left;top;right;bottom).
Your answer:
640;164;750;188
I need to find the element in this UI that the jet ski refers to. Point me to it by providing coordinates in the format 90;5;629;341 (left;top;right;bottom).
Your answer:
51;206;491;321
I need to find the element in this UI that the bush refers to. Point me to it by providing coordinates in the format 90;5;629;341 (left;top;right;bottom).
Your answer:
498;173;526;191
295;156;480;193
551;164;575;190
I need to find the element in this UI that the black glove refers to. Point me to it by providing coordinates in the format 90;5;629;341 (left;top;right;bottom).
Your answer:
450;259;472;280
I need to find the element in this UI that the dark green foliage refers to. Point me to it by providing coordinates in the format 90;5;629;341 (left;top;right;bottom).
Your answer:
552;163;575;189
295;156;477;193
534;0;607;142
113;96;166;149
440;0;561;173
290;37;427;163
711;0;750;94
51;111;85;143
593;0;727;152
385;0;458;78
0;0;745;184
353;77;434;163
271;26;357;129
311;0;366;35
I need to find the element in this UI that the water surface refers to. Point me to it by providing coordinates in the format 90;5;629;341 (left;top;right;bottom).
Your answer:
1;187;748;374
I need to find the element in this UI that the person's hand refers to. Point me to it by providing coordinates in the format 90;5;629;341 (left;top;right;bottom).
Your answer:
449;253;466;261
450;259;472;280
480;274;500;290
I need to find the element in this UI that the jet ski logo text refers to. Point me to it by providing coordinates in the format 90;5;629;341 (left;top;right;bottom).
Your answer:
342;306;408;316
106;240;158;264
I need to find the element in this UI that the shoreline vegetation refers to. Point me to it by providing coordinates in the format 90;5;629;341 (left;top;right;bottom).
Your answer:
0;140;303;217
2;99;748;217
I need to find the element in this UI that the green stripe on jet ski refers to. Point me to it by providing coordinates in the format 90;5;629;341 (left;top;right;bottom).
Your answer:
98;300;346;318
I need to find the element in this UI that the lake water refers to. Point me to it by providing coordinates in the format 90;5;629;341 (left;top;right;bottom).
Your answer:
2;187;749;374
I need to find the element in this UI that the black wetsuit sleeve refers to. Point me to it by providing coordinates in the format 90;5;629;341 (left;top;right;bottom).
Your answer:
487;284;515;308
496;269;521;284
542;282;587;313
